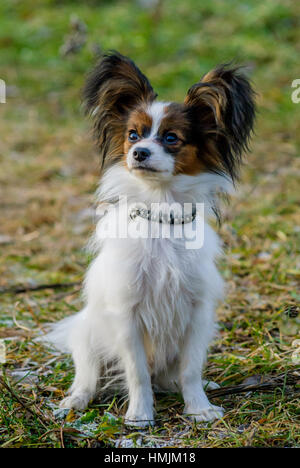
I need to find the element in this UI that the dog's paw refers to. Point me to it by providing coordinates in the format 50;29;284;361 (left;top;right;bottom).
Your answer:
184;404;224;423
125;411;155;428
60;392;91;411
203;380;220;390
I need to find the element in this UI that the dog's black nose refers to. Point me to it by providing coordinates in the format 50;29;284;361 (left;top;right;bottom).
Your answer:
133;147;151;162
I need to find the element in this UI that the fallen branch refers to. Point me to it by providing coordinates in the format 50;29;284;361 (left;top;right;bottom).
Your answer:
0;374;49;428
207;372;299;399
0;281;81;295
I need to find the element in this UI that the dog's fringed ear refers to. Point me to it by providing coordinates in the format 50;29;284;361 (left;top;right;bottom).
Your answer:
184;65;256;181
83;52;156;168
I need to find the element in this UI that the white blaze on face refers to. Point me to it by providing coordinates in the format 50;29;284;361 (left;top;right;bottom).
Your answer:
147;102;167;137
126;101;175;180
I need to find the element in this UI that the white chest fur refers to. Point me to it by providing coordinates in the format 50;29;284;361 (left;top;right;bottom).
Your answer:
86;217;222;370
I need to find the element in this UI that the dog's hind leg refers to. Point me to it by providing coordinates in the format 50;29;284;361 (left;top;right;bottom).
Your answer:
60;320;99;410
153;357;220;394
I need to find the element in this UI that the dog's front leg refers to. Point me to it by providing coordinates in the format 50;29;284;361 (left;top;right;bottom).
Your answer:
179;304;224;422
120;321;154;427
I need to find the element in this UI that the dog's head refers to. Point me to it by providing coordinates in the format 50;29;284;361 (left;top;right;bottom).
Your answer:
84;52;255;184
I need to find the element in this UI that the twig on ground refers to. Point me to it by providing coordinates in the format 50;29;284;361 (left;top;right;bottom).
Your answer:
207;372;299;399
0;373;50;428
0;282;81;295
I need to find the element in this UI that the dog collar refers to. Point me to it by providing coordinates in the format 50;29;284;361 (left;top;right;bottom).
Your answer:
129;205;197;224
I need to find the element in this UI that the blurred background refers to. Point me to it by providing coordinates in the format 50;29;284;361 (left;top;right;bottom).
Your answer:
0;0;299;448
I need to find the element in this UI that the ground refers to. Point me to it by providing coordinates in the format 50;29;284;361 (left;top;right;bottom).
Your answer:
0;0;299;448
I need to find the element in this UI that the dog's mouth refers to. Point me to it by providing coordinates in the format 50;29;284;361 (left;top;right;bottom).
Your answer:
133;166;160;173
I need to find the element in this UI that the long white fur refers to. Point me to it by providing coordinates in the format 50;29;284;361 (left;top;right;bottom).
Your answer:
43;102;232;426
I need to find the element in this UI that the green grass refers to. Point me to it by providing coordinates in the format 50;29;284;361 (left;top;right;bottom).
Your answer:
0;0;299;448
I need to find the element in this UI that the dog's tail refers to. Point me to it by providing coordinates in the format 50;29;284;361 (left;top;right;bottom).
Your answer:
36;309;86;353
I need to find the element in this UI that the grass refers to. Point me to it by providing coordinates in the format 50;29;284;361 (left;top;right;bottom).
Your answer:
0;0;299;448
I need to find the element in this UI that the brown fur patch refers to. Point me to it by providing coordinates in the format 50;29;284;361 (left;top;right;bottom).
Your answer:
158;104;190;141
123;107;153;158
159;104;207;176
173;144;206;175
127;108;153;138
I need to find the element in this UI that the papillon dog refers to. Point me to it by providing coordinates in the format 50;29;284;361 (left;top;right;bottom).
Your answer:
44;52;255;426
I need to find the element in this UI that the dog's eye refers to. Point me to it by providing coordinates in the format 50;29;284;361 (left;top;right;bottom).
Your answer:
128;130;139;142
164;132;178;144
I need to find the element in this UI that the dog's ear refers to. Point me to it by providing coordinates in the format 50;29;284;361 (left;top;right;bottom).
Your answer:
83;52;156;168
184;65;256;181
